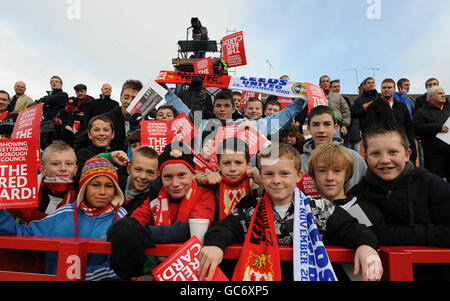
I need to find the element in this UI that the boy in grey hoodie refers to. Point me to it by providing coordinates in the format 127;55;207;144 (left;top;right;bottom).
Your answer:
301;106;367;191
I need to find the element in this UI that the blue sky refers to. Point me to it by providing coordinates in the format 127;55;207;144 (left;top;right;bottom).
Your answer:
1;0;449;100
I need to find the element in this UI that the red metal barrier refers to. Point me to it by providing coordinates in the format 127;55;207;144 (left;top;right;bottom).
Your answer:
379;246;450;281
0;236;356;281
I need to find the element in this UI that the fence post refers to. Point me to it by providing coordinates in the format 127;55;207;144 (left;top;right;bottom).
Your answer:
380;248;414;281
56;240;89;281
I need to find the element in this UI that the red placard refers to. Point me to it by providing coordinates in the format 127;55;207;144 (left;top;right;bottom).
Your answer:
240;91;260;110
140;113;198;154
194;57;214;75
209;126;268;168
277;97;293;110
0;138;38;209
305;83;328;112
152;236;228;281
297;174;320;196
222;31;247;68
11;104;43;169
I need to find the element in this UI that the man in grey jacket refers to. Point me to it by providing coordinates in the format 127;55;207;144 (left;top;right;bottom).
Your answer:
301;105;367;190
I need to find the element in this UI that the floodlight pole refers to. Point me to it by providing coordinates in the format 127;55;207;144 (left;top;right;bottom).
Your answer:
266;59;274;78
342;68;359;94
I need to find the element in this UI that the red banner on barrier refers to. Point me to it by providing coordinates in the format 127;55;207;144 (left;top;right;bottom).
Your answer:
0;138;38;209
194;57;214;75
222;31;247;68
11;104;43;170
152;236;228;281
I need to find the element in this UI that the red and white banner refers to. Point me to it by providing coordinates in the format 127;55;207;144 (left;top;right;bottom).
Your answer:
193;57;214;75
140;113;198;154
297;174;320;196
209;126;269;168
0;138;38;209
11;103;43;169
305;82;328;112
240;91;260;110
222;31;247;68
152;236;228;281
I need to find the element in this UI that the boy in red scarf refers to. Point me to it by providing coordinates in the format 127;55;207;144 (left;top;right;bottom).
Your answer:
9;140;78;224
107;141;216;279
197;137;262;222
199;143;382;281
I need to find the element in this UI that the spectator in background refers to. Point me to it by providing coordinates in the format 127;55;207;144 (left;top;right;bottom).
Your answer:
232;91;244;117
264;98;282;117
0;90;11;114
35;76;69;121
92;83;120;116
335;80;362;153
8;81;34;113
364;78;416;165
60;84;96;136
394;78;415;120
351;77;379;138
327;79;351;139
415;78;441;112
414;86;450;181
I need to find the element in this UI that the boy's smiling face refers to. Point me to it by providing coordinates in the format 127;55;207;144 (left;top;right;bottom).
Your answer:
308;113;338;146
40;150;77;180
259;156;303;206
365;133;411;182
127;154;158;192
312;160;347;201
218;151;250;182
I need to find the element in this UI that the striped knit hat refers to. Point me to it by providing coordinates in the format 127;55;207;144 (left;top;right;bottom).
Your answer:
77;156;124;207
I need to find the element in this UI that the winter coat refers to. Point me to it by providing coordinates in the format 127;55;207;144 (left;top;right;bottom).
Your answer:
414;100;450;155
35;89;69;121
350;89;380;134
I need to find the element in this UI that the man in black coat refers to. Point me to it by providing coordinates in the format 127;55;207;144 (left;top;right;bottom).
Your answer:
414;86;450;180
35;76;69;121
350;77;380;137
364;78;416;164
92;83;120;116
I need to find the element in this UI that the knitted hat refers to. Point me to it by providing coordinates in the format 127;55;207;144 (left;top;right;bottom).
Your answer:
77;156;124;207
158;141;195;174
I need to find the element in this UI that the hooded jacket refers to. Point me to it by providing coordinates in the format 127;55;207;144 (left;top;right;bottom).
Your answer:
0;203;127;280
301;138;367;190
351;89;380;134
347;162;450;247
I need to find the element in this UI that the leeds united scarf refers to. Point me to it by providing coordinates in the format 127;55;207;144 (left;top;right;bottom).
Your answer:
293;188;337;281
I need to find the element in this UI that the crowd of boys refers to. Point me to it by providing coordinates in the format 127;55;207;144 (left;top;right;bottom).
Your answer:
0;73;448;282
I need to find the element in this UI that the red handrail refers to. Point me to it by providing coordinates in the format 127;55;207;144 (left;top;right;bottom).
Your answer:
379;246;450;281
0;236;356;281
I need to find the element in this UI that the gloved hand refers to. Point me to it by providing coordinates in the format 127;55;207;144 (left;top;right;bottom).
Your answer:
189;78;204;90
107;217;155;279
129;113;143;127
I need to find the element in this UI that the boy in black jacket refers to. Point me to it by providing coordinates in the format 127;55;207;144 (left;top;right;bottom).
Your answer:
348;123;450;280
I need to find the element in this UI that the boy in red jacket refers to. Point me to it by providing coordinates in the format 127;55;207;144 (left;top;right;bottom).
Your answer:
107;141;216;279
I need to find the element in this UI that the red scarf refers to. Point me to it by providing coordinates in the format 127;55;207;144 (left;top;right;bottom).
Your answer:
151;181;199;226
232;192;281;281
218;175;250;220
